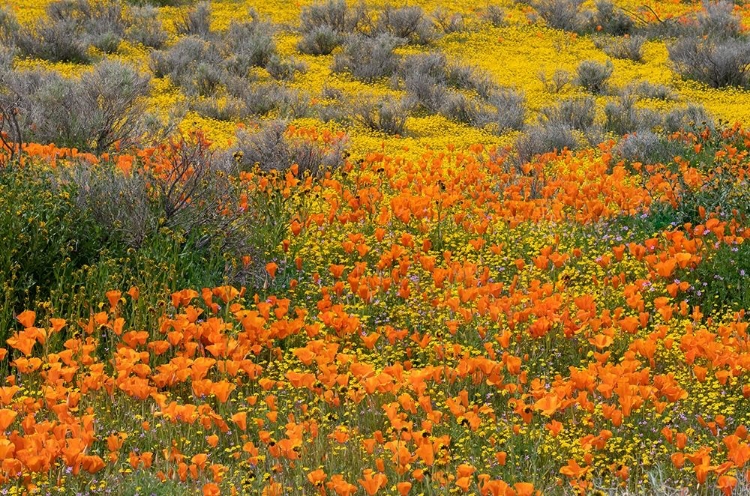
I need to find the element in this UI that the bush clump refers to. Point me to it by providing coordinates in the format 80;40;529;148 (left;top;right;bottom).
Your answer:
297;0;367;55
593;35;645;62
575;59;613;93
372;5;436;45
11;0;129;62
539;96;596;131
485;5;507;27
231;121;349;177
604;93;660;136
515;123;578;163
175;1;212;38
125;5;168;49
0;60;150;153
592;0;633;35
432;8;465;34
531;0;589;32
485;89;527;134
668;37;750;88
333;34;402;82
353;97;411;135
151;36;224;96
221;15;278;76
696;0;742;39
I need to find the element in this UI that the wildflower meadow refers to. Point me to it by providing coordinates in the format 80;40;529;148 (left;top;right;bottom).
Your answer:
0;0;749;494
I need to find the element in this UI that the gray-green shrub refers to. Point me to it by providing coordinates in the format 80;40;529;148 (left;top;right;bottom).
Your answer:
372;5;436;45
515;123;578;163
125;5;168;48
0;60;150;153
539;96;596;131
593;35;645;62
576;59;613;93
668;37;750;88
333;34;402;82
231;121;348;177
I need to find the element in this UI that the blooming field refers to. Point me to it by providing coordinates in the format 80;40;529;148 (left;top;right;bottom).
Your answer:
1;0;750;495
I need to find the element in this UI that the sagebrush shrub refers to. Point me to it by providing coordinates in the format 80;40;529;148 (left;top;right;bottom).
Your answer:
576;59;613;93
297;0;366;54
372;5;436;45
125;5;168;49
663;104;713;134
222;17;277;76
613;129;676;163
333;34;402;82
265;55;306;81
447;64;495;99
486;89;526;134
432;8;465;34
297;25;343;55
538;69;571;93
15;17;91;63
485;5;507;27
398;52;448;112
0;6;20;46
1;61;149;153
13;0;129;61
79;60;151;152
532;0;588;32
299;0;366;34
231;121;348;177
668;37;750;88
592;0;633;35
354;97;411;135
593;35;645;62
151;36;225;95
226;82;310;119
189;96;245;121
68;162;154;248
696;0;742;39
624;81;676;100
604;93;660;136
175;1;211;38
440;93;490;127
539;96;596;131
515;123;578;163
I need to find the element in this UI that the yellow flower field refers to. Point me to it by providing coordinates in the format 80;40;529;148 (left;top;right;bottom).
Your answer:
0;0;749;495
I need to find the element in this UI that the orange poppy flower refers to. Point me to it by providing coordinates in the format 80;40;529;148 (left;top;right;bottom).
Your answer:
16;310;35;329
266;262;279;279
358;470;387;496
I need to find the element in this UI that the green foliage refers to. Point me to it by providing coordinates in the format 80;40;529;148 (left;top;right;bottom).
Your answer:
679;240;750;315
0;165;107;341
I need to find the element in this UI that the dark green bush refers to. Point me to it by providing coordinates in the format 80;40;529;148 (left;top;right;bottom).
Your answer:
0;165;108;341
